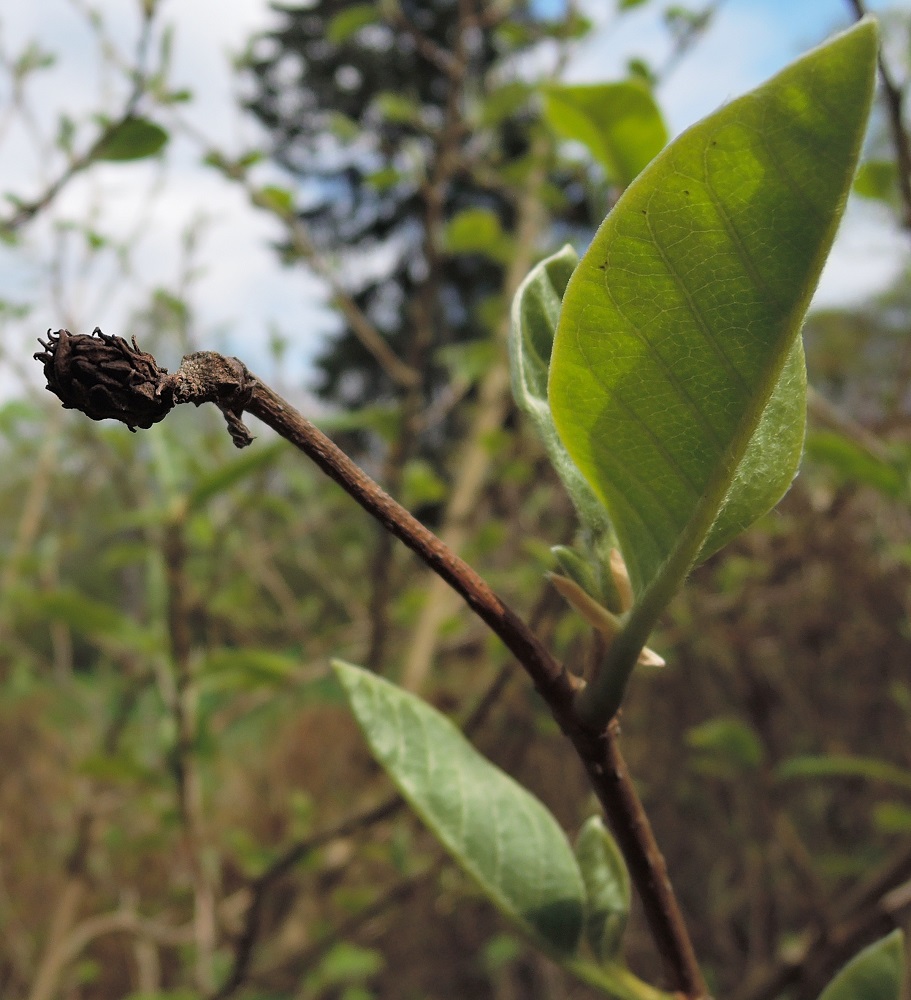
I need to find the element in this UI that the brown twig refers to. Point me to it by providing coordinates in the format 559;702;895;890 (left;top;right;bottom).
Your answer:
847;0;911;229
35;330;708;999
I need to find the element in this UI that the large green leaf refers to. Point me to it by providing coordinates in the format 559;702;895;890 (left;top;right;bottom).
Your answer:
333;661;585;955
543;81;668;187
548;20;877;718
817;930;904;1000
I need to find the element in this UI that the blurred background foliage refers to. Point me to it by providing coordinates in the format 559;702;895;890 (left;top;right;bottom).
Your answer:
1;1;910;999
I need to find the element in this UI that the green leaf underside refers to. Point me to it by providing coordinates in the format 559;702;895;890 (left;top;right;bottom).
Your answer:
543;82;668;188
549;20;876;600
332;661;585;955
817;930;904;1000
510;245;612;543
574;816;631;962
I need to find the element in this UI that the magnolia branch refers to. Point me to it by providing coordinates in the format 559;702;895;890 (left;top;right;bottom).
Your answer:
35;329;708;1000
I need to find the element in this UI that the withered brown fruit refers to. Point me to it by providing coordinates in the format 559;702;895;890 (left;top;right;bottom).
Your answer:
34;327;174;431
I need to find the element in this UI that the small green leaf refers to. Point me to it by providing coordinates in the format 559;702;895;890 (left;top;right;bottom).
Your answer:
90;116;168;161
551;545;601;597
401;459;447;506
479;81;533;127
482;934;523;972
853;159;897;202
332;660;585;955
777;754;911;794
24;588;160;654
304;942;384;993
686;717;764;772
187;440;287;512
445;208;511;261
316;403;402;441
873;802;911;835
366;166;400;190
328;111;360;141
435;340;498;386
805;431;907;498
574;816;630;962
550;19;877;722
254;185;295;216
374;92;421;125
509;246;613;548
326;4;377;45
198;649;300;691
543;81;667;187
817;930;904;1000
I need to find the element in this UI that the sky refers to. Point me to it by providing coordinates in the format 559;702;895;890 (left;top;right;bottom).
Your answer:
0;0;909;393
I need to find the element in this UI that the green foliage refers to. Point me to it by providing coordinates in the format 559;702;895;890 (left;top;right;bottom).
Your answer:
186;439;288;512
302;941;385;994
332;660;586;955
543;81;667;187
805;431;908;499
254;184;296;216
544;20;876;720
8;4;911;998
817;931;904;1000
21;587;161;655
90;116;169;161
777;754;911;794
509;246;614;559
573;817;630;962
551;20;874;599
445;208;512;262
686;717;764;773
853;159;898;202
326;4;378;45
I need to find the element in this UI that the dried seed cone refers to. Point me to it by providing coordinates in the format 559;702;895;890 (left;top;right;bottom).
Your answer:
34;327;174;431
